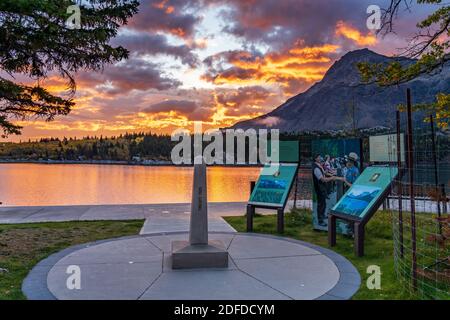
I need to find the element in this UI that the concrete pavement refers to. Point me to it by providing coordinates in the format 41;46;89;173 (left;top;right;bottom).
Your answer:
11;202;361;300
0;202;247;224
0;200;313;225
23;232;361;300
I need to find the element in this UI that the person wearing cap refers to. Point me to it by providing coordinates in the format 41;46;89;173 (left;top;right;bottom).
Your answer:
343;152;360;188
312;154;344;226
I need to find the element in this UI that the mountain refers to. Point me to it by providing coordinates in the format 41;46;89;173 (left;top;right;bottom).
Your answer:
232;49;450;132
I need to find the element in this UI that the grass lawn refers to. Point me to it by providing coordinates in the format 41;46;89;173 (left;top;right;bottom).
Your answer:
0;220;144;300
224;209;418;300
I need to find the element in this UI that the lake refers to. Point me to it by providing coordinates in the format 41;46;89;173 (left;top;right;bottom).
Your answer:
0;164;261;206
1;163;447;207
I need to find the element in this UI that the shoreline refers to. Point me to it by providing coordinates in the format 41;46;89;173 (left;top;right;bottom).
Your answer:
0;159;265;168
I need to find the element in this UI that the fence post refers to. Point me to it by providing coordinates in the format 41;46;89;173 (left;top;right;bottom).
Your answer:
429;115;442;235
442;184;447;214
293;175;298;209
406;88;417;290
396;110;404;258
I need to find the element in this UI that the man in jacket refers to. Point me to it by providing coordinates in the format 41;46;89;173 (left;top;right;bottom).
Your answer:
313;154;344;226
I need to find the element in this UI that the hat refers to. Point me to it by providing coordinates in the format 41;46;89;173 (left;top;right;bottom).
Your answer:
348;152;359;162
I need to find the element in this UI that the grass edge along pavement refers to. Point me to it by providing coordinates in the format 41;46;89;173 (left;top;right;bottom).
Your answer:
0;220;144;300
225;209;428;300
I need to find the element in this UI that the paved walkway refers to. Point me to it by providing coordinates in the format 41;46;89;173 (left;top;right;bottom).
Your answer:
139;213;236;234
0;202;248;223
0;201;310;225
0;202;300;234
23;232;360;300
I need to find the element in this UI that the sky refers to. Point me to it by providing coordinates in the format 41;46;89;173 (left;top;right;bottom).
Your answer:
1;0;439;141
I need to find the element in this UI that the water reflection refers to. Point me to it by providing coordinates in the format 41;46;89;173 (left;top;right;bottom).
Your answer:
0;164;261;206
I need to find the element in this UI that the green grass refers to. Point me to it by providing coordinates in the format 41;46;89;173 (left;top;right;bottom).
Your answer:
224;210;419;300
0;220;144;300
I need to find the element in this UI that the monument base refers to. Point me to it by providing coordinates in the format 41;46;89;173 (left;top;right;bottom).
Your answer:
171;240;229;269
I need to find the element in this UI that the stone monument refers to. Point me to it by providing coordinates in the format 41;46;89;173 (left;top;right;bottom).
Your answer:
171;158;229;269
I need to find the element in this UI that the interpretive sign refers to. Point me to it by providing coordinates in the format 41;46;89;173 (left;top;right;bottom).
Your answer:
329;165;398;256
249;163;298;208
268;140;299;163
369;134;405;163
332;166;398;220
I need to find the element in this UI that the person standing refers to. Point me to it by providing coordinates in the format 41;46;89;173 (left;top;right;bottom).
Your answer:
343;152;360;189
342;152;361;236
323;155;337;175
312;154;343;227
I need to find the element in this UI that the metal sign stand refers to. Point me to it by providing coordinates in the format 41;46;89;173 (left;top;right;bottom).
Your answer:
328;168;399;257
328;195;380;256
247;164;299;234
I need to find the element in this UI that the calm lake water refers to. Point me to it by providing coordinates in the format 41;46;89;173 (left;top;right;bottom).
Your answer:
0;164;261;206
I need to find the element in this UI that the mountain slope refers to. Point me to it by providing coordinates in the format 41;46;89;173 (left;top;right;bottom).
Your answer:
232;49;450;132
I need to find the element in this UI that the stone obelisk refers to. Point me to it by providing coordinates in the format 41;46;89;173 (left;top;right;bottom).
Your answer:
171;158;228;269
189;159;208;245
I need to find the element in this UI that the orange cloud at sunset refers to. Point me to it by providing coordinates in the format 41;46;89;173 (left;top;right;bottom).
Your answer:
202;43;340;95
153;0;175;14
335;21;377;46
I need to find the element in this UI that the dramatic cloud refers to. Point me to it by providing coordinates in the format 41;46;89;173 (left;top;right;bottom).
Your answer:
128;0;201;39
216;86;273;109
144;99;199;114
335;21;377;46
211;0;376;49
77;58;181;94
112;33;199;67
202;43;340;94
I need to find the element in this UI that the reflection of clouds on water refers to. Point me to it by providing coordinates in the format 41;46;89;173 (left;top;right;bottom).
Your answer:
0;164;261;205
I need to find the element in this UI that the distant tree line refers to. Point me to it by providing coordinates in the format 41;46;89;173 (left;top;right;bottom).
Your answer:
0;127;447;164
0;128;389;164
0;132;175;162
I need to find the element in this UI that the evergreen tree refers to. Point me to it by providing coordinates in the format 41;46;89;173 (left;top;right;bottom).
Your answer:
0;0;139;136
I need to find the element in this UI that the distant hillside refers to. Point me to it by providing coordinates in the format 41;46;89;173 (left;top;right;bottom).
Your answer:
232;49;450;132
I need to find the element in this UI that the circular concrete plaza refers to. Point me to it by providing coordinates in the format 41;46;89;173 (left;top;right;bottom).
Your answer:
23;232;361;300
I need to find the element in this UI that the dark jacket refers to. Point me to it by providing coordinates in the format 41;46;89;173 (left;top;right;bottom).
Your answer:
312;162;328;196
